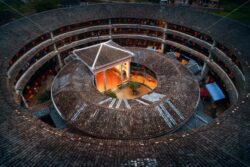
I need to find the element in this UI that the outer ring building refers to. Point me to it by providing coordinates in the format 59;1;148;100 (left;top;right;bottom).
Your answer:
0;3;249;166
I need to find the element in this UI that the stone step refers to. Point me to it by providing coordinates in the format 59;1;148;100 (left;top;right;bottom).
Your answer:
50;107;66;129
165;99;184;120
155;106;172;128
159;103;177;125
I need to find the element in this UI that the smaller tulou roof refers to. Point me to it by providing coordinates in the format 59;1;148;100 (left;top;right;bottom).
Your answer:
73;40;134;73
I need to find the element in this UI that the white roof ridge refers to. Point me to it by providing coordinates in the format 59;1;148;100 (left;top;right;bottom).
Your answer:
73;40;134;73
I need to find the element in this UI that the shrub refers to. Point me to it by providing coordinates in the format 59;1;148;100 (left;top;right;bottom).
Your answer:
104;89;117;98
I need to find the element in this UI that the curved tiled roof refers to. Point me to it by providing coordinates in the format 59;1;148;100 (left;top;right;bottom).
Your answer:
0;3;249;166
52;48;199;139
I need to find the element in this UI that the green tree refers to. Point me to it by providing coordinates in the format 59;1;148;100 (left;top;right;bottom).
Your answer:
129;81;140;95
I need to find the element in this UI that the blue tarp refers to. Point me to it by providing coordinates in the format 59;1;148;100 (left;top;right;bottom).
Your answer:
205;82;225;101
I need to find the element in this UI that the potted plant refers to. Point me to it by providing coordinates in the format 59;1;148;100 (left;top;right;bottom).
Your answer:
129;81;140;95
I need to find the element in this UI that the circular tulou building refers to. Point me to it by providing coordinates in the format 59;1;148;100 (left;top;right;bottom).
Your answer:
0;3;250;167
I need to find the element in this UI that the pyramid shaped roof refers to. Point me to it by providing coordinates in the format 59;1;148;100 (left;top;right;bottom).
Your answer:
73;40;134;73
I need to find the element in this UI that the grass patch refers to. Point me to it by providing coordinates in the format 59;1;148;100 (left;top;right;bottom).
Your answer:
213;0;250;26
0;0;249;26
0;0;59;14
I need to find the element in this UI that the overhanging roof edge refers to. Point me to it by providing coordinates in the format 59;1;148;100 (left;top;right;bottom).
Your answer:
73;40;135;72
103;43;135;56
94;57;132;72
